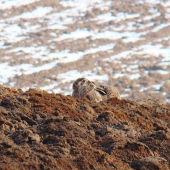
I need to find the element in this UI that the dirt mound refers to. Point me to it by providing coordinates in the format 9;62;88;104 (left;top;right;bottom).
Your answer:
0;85;170;170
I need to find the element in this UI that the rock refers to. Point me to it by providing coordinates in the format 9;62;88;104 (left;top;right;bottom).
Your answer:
28;134;41;143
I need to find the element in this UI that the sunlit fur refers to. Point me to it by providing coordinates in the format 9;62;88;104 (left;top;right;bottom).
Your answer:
72;78;121;102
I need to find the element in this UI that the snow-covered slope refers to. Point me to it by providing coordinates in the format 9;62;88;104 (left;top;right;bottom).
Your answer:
0;0;170;102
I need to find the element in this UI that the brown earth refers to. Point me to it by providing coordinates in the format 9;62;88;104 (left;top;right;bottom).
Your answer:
0;84;170;170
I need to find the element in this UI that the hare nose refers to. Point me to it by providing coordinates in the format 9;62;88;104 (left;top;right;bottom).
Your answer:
74;83;79;90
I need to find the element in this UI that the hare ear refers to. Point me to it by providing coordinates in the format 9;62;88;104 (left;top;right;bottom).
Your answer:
90;81;107;95
95;86;107;95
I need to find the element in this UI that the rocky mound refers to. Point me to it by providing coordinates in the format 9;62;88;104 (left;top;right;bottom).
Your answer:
0;84;170;170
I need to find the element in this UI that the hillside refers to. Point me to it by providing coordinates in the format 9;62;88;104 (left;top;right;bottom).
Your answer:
0;84;170;170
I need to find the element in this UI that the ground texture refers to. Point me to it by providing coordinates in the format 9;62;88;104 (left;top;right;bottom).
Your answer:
0;85;170;170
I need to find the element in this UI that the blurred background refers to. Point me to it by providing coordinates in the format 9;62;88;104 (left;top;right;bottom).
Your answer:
0;0;170;102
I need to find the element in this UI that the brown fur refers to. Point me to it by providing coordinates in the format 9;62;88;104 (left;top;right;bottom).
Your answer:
72;78;121;102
